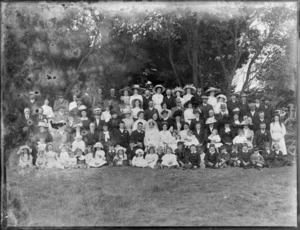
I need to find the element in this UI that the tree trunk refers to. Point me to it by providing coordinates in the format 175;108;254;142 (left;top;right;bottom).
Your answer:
192;25;199;87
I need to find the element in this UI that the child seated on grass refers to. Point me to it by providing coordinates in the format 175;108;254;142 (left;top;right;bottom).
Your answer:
271;143;292;167
155;145;165;169
84;145;94;166
68;150;78;168
250;147;265;169
174;141;186;167
106;144;116;166
75;148;86;168
217;145;230;168
113;146;128;166
228;145;240;167
88;142;107;168
17;145;33;168
59;144;71;169
35;149;46;169
161;147;179;169
45;142;64;169
205;144;219;168
132;149;148;168
184;144;200;169
238;143;252;169
261;142;273;168
145;146;158;169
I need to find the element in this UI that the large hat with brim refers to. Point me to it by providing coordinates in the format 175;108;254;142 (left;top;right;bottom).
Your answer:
131;84;145;92
78;105;87;111
232;108;240;114
115;146;126;153
122;108;132;115
93;108;101;115
119;86;132;94
201;95;209;100
183;84;196;93
38;121;48;127
173;87;184;96
135;149;144;155
94;142;103;149
153;84;165;93
131;98;143;108
205;117;217;125
172;110;183;118
205;87;221;93
216;94;227;102
17;145;32;155
184;100;194;108
230;92;239;97
240;93;248;97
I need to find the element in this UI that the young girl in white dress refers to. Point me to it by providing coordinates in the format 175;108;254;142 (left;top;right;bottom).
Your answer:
59;144;71;169
42;98;54;118
183;101;195;124
88;142;107;168
206;87;220;114
132;149;148;168
101;105;112;123
84;145;94;166
161;147;179;169
113;146;128;166
270;114;287;155
17;145;33;168
44;143;64;169
214;94;227;114
152;85;165;114
145;146;158;169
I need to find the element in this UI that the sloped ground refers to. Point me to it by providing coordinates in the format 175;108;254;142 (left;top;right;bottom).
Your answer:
6;164;297;227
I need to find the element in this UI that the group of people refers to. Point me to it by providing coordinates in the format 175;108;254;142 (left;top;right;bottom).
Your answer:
16;82;293;170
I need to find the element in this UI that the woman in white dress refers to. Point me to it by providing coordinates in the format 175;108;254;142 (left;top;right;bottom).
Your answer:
42;98;54;118
205;87;220;114
152;84;165;114
183;100;196;124
131;99;144;120
122;108;134;134
183;84;196;105
129;85;144;108
241;120;254;149
179;122;190;141
144;119;161;149
17;145;33;168
69;95;77;112
214;94;227;114
159;122;174;148
119;87;132;111
173;87;185;106
270;114;287;155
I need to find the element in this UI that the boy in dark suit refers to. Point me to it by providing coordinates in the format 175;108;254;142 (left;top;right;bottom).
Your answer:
205;144;219;168
238;143;252;168
184;144;201;169
114;121;130;149
174;141;186;167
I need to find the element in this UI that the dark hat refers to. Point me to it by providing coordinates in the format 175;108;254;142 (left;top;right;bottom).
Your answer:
161;110;169;115
177;141;184;146
184;100;194;108
111;110;118;115
172;110;183;118
102;122;109;127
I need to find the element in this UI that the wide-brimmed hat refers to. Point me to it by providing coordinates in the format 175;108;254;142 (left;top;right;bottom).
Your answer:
119;86;132;94
17;145;32;155
131;98;143;108
172;110;183;118
240;93;248;97
205;87;221;93
93;108;102;115
153;84;165;93
131;84;145;92
232;108;240;114
94;142;103;149
135;149;144;155
122;108;132;115
205;118;217;124
173;87;184;96
115;146;126;153
146;81;152;85
183;84;196;93
201;95;209;100
78;105;87;111
216;94;227;102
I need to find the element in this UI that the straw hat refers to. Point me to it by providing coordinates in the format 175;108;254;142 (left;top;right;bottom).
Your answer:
205;87;221;93
17;145;32;155
135;149;144;155
94;142;103;149
232;108;240;114
78;105;87;111
153;84;166;93
131;98;143;108
216;94;227;102
131;84;145;92
115;146;126;153
205;117;217;125
183;84;196;93
119;86;132;94
173;87;184;96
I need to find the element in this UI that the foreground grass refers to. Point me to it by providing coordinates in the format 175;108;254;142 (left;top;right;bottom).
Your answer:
6;165;297;227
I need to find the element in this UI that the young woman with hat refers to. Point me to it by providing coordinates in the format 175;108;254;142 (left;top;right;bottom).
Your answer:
119;87;132;111
42;98;55;118
122;108;134;135
205;87;220;113
241;119;254;149
131;99;144;120
183;84;196;105
129;85;144;108
173;87;185;106
17;145;33;168
152;84;165;114
214;94;227;114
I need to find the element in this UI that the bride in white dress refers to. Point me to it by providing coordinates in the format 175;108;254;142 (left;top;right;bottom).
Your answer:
270;114;287;155
144;119;161;149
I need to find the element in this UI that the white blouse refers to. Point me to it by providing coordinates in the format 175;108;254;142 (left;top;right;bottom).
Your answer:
159;130;173;145
184;108;196;124
130;95;143;108
42;105;54;118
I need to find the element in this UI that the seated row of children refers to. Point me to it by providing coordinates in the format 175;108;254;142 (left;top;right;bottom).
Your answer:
17;136;292;170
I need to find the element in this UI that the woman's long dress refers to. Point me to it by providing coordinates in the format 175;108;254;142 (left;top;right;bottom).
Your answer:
270;122;287;155
208;96;218;114
184;108;195;124
243;128;254;149
152;93;164;114
144;128;161;147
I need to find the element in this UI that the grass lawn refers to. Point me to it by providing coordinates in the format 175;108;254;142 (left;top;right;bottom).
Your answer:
5;164;297;227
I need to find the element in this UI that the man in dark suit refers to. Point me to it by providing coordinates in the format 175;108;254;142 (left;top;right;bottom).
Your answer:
193;122;205;146
254;96;263;112
193;87;202;105
253;110;270;131
253;123;272;151
189;110;203;131
86;122;100;146
261;97;274;121
26;92;41;115
142;90;152;111
163;89;176;110
35;107;48;124
239;93;249;117
160;110;174;130
227;93;240;116
17;107;35;142
144;100;159;121
114;121;130;148
130;122;145;149
198;95;213;122
247;103;259;124
215;103;230;129
91;108;102;132
171;98;185;117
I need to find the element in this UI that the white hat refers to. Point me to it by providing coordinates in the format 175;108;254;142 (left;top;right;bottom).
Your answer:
205;87;221;93
78;105;87;111
216;94;227;102
173;87;184;96
183;84;196;93
205;118;217;124
94;142;103;149
115;146;126;153
135;149;144;155
17;145;32;155
122;108;132;114
153;84;166;93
